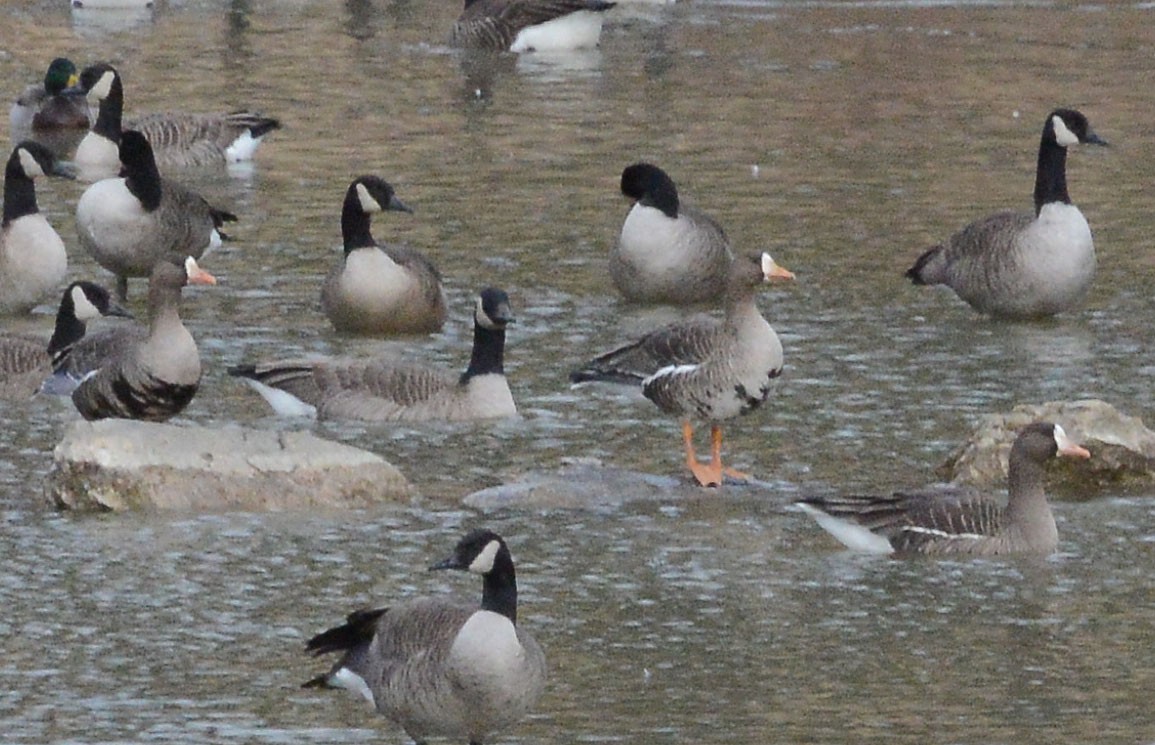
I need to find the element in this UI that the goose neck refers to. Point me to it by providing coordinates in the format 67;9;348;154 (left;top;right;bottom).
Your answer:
340;195;377;253
1004;445;1052;527
2;156;38;225
47;305;86;357
479;551;519;624
461;324;506;382
91;78;123;143
1033;136;1071;214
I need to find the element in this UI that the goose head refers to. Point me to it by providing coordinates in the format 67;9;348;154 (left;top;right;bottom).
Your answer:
74;62;121;104
1048;109;1109;149
349;175;413;216
620;162;679;218
8;140;76;180
428;529;510;576
475;288;514;331
1019;421;1091;463
65;281;132;322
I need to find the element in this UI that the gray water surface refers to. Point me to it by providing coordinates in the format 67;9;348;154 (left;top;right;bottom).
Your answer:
1;1;1153;743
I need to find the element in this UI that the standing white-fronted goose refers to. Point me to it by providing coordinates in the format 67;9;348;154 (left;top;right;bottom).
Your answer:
0;281;130;400
75;129;236;301
1;140;74;315
610;162;734;305
72;62;280;174
796;422;1091;556
572;253;794;487
9;58;91;136
70;256;216;421
906;109;1108;319
230;288;516;422
320;176;447;335
303;529;547;745
450;0;616;52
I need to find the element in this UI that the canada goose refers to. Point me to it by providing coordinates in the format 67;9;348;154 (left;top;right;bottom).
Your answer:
571;253;794;487
70;256;216;421
9;58;91;136
75;129;236;301
611;162;734;305
321;176;447;335
229;288;516;422
450;0;616;53
1;140;74;315
906;109;1108;319
795;422;1091;556
303;529;547;745
72;62;279;174
0;281;130;400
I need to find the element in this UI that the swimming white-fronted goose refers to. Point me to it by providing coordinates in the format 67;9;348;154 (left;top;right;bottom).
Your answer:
1;140;74;315
572;252;794;487
450;0;616;52
320;176;447;335
9;58;91;136
906;109;1108;319
72;63;280;175
610;162;734;305
796;422;1091;556
230;288;516;422
303;529;547;745
0;281;130;400
70;256;216;421
75;129;236;301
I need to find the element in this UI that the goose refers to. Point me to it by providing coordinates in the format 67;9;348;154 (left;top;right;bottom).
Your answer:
75;129;236;301
0;281;130;400
610;162;734;305
905;109;1108;319
320;176;447;335
1;140;74;315
450;0;616;53
571;252;794;487
795;422;1091;556
70;256;216;421
9;58;91;137
303;529;547;745
72;62;280;174
229;288;516;422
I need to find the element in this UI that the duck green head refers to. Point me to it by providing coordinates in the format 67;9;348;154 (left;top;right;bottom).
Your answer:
43;58;80;95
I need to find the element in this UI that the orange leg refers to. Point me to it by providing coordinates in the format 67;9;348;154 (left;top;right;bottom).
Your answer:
713;424;752;482
682;421;723;487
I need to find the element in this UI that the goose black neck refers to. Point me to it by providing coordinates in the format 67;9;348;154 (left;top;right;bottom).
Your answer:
47;301;87;357
125;150;163;212
643;176;680;219
460;323;506;383
479;549;519;624
91;77;123;144
1033;136;1070;214
2;154;38;225
341;190;377;253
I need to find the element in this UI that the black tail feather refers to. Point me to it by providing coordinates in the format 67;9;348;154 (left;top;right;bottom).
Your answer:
305;607;388;657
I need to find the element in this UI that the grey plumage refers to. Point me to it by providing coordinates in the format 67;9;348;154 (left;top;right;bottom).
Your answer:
320;176;447;335
303;529;547;745
230;288;516;422
610;162;733;305
796;422;1092;556
450;0;615;52
71;257;216;422
906;108;1108;319
75;129;235;300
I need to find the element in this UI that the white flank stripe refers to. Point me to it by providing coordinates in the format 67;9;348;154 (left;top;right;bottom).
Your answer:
643;364;698;386
796;503;894;554
901;525;986;541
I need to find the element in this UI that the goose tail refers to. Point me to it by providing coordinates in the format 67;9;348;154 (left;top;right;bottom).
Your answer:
905;244;945;286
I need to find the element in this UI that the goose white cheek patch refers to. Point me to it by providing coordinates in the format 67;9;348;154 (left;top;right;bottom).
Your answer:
356;183;382;214
71;285;101;320
1052;115;1079;147
17;149;46;178
91;71;115;100
468;540;501;574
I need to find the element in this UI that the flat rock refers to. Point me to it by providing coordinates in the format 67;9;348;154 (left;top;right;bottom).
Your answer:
938;399;1155;494
48;420;416;512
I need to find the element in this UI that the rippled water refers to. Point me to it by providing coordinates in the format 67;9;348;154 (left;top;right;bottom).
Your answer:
1;1;1153;743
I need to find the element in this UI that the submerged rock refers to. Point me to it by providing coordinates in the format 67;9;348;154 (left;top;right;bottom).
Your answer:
49;420;415;512
939;399;1155;494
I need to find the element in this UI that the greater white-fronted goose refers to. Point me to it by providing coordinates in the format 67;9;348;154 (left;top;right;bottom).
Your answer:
72;62;280;174
320;176;447;335
450;0;616;52
610;162;734;305
906;109;1108;319
70;256;216;421
572;252;794;487
796;422;1091;556
0;281;130;400
230;288;516;422
303;529;547;745
1;140;74;315
9;58;91;136
75;129;236;300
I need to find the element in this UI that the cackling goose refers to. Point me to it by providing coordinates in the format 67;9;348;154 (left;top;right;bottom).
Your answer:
321;176;447;335
70;256;216;421
303;529;547;745
611;162;734;305
450;0;616;53
1;140;74;315
572;252;793;486
75;129;236;301
230;288;516;421
795;422;1091;556
906;109;1108;319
